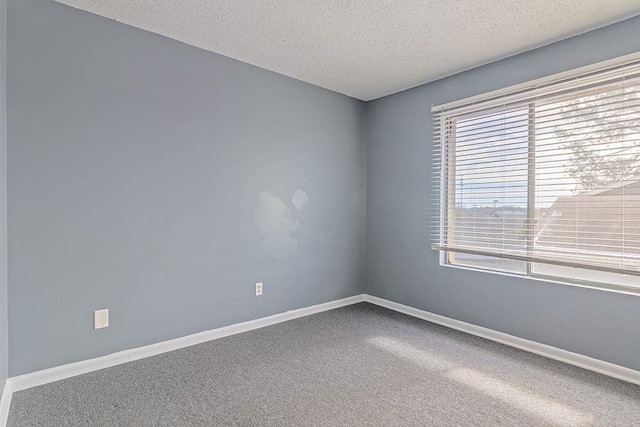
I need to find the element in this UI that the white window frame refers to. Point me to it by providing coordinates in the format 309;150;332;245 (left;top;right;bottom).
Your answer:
433;52;640;296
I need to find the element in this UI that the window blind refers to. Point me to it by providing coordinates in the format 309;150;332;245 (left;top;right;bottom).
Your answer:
432;59;640;281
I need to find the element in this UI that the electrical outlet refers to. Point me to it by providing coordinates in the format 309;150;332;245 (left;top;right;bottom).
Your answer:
256;282;263;296
94;309;109;329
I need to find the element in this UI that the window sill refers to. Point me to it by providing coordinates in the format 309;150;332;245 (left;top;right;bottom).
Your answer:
439;260;640;297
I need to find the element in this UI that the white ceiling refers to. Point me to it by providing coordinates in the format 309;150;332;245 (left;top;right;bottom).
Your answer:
56;0;640;101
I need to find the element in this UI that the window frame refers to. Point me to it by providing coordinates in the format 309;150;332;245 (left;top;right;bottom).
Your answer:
437;77;640;296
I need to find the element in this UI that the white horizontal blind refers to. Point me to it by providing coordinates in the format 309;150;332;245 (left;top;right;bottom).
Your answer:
433;59;640;282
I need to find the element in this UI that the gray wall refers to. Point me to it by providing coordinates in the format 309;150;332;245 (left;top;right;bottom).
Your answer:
5;0;640;379
0;0;6;387
7;0;365;376
366;16;640;371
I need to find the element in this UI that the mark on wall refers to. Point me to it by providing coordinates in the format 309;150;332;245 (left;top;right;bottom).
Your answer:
291;189;308;211
254;189;324;266
254;191;306;263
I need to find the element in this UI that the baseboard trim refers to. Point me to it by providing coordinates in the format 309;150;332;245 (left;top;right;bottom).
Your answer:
9;294;365;392
0;381;12;427
364;294;640;386
8;293;638;399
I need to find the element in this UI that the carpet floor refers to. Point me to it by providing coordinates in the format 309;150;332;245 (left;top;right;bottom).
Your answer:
8;303;640;426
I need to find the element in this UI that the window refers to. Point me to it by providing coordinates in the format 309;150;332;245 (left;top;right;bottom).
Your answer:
433;57;640;293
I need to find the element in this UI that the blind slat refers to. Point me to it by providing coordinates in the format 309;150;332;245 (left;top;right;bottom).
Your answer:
433;55;640;288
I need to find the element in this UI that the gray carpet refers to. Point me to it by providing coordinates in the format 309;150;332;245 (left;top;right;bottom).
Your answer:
8;303;640;426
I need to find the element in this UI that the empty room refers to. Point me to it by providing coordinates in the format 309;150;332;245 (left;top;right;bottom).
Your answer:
0;0;639;425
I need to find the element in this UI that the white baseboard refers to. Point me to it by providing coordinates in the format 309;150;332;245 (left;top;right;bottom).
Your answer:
7;291;638;409
364;294;640;386
0;381;11;427
9;294;365;392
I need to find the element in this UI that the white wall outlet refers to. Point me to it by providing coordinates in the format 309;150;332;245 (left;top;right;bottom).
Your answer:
256;282;263;296
94;309;109;329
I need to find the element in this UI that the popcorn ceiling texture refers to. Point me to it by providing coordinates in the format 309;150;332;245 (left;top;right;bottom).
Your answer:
55;0;640;101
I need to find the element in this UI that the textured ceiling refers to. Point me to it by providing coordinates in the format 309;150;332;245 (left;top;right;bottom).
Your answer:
56;0;640;101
